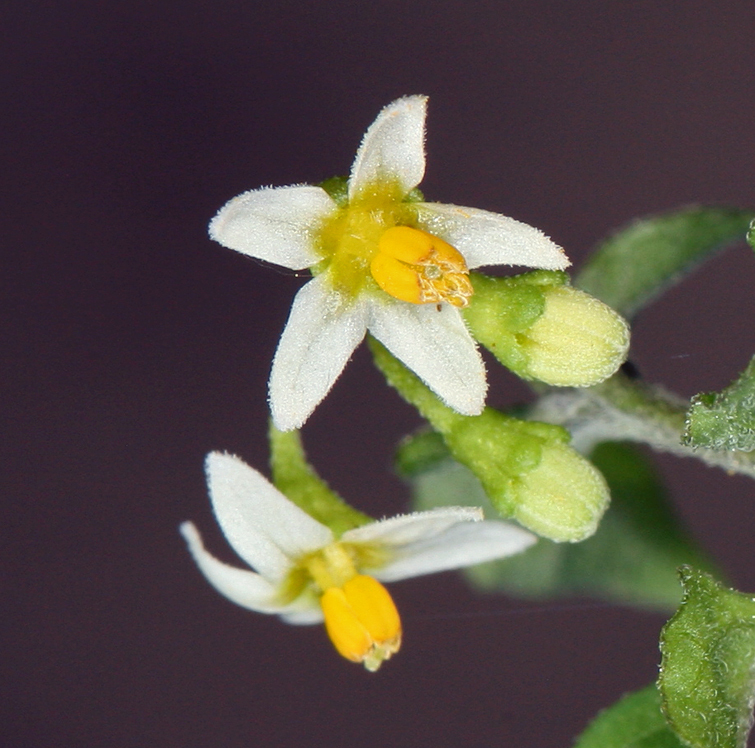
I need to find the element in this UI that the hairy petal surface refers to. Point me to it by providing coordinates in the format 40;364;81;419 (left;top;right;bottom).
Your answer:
349;95;427;201
281;608;326;626
205;453;333;580
372;520;537;582
269;275;369;431
368;299;486;416
342;507;483;546
181;522;312;615
209;185;335;269
414;202;570;271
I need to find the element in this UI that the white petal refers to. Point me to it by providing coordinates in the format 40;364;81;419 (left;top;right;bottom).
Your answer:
205;453;334;581
209;185;336;269
368;298;486;416
348;95;427;201
341;507;483;546
415;202;570;271
180;521;320;620
370;520;537;582
269;274;369;431
281;608;325;625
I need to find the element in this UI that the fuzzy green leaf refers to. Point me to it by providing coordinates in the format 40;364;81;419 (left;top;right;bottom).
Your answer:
574;684;685;748
746;219;755;252
684;356;755;452
659;568;755;748
404;437;714;610
576;207;753;319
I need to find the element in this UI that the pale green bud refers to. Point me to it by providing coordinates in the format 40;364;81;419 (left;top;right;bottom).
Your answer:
464;272;629;387
370;337;611;542
444;412;610;542
523;285;629;386
507;441;610;542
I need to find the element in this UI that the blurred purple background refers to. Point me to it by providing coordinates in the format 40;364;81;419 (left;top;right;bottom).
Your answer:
4;1;755;746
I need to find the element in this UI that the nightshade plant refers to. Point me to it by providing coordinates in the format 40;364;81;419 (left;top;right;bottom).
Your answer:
182;96;755;745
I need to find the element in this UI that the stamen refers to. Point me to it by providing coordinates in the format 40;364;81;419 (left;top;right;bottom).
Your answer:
320;575;402;671
371;226;473;308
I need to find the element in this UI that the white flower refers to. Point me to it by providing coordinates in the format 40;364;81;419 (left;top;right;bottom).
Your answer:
210;95;569;430
181;451;537;671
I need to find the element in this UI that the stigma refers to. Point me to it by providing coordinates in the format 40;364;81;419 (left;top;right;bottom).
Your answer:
370;226;473;308
320;575;402;671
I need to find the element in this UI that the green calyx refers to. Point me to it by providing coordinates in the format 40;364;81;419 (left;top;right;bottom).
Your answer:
268;423;371;536
462;270;562;375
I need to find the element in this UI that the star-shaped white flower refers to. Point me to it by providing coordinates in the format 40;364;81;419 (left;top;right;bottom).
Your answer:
210;95;569;430
181;451;536;671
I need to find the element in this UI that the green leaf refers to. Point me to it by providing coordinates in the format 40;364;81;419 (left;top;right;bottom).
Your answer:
746;218;755;252
659;568;755;748
403;437;714;611
684;355;755;452
574;683;685;748
575;207;753;319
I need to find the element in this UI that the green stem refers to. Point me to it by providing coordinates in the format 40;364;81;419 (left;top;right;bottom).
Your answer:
268;423;372;535
529;372;755;479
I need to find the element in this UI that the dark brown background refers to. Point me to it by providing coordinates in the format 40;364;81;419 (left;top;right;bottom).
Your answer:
5;1;755;746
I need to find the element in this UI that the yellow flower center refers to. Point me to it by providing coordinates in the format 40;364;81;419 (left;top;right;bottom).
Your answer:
302;543;401;671
315;192;472;308
371;226;473;308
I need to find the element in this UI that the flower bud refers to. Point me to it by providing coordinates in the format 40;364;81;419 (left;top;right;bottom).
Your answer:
464;272;629;387
506;440;609;542
442;409;609;542
370;337;611;542
522;285;629;386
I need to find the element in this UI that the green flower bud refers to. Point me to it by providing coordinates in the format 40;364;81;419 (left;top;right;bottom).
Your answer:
506;441;609;542
444;411;609;542
464;271;630;387
369;338;611;542
523;285;630;386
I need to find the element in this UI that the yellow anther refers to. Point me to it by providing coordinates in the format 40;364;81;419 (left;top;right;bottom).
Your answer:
370;226;473;308
320;575;402;672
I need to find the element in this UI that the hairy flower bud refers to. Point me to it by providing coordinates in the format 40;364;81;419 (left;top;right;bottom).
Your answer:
506;440;610;542
464;271;629;387
522;285;630;386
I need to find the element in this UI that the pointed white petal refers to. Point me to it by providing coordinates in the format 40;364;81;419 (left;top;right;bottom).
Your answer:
368;298;486;416
269;274;369;431
415;202;570;271
205;453;333;581
348;95;427;201
209;185;336;269
370;520;537;582
181;521;320;619
281;608;325;625
341;507;483;546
